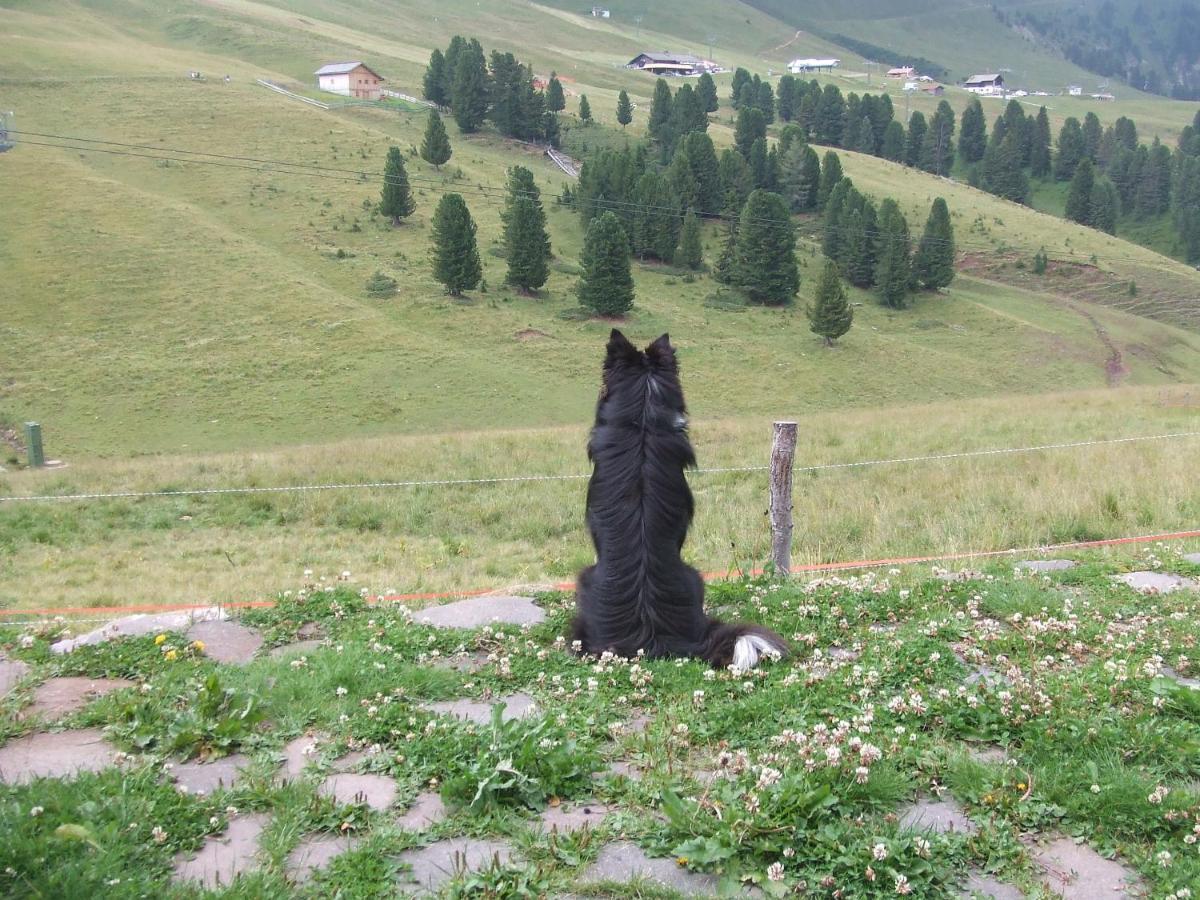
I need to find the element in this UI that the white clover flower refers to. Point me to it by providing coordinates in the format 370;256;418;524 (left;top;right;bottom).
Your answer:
151;826;168;844
1091;784;1101;794
29;806;43;817
1157;850;1173;868
872;842;889;861
767;862;785;882
895;873;912;894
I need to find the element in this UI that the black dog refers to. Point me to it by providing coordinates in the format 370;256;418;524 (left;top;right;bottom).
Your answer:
572;330;789;669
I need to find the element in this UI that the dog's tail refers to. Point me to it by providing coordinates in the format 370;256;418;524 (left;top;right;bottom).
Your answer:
701;620;790;671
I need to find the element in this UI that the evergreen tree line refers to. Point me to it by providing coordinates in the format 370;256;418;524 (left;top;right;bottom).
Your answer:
422;36;560;145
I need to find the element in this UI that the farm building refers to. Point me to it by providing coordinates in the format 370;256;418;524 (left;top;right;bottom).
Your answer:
626;52;716;76
887;66;915;78
1068;84;1083;96
788;57;840;74
314;62;384;100
962;73;1005;95
590;6;610;16
921;83;945;95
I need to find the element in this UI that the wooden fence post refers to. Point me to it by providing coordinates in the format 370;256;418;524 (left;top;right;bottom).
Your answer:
769;421;797;575
24;422;44;468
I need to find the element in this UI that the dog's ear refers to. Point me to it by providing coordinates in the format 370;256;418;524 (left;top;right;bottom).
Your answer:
646;333;677;371
605;329;638;364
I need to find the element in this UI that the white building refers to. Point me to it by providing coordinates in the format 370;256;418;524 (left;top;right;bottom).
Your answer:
788;58;840;74
1068;84;1083;96
314;62;384;100
962;73;1005;95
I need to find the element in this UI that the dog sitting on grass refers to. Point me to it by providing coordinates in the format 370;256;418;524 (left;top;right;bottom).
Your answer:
572;330;789;670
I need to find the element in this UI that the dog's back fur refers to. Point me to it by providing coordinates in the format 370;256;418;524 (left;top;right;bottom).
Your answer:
572;330;789;669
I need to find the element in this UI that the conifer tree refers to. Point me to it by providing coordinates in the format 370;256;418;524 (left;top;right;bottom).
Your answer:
683;132;722;214
734;107;766;158
748;137;769;189
781;141;821;212
737;80;757;112
730;67;751;108
777;74;797;122
502;166;551;293
822;177;853;260
856;114;876;154
1175;156;1200;262
676;208;703;269
874;198;912;309
546;73;566;113
1089;177;1118;235
578;94;592;123
423;49;448;106
616;89;633;128
913;197;955;289
1055;117;1086;181
577;211;634;316
981;128;1028;203
1030;106;1052;178
630;171;680;261
717;148;753;214
450;39;489;133
921;100;956;176
714;218;738;285
817;150;843;210
959;97;987;163
669;83;707;140
419;109;453;169
380;146;416;226
697;72;719;113
648;78;673;142
881;120;906;162
431;193;481;295
808;259;853;346
841;202;878;288
442;35;466;98
1082;111;1102;162
815;84;845;146
905;112;927;167
757;81;775;124
1065;158;1095;225
731;190;798;305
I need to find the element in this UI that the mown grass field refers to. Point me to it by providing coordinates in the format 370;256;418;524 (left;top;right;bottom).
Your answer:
2;550;1200;896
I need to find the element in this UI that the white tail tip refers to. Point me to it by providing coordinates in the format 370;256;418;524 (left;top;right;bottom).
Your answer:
731;634;784;672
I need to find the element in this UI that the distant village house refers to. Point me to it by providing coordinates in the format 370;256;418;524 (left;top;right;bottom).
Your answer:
1068;84;1083;96
590;5;610;16
887;66;915;79
626;52;718;76
315;62;384;100
787;57;840;74
962;73;1005;95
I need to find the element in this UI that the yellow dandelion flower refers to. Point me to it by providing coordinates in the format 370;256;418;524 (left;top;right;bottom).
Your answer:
154;634;167;645
164;649;178;661
1017;782;1027;791
676;857;688;867
192;640;206;652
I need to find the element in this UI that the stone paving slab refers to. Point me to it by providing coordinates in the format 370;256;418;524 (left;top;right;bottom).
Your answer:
187;620;264;664
19;676;134;721
605;759;644;781
1017;560;1076;572
1114;572;1199;595
962;870;1025;899
582;841;718;896
537;802;611;832
1034;837;1143;898
397;837;515;893
171;754;252;795
268;639;325;660
968;744;1012;764
899;797;977;834
279;733;330;781
0;727;119;784
0;657;30;697
172;813;269;889
396;791;448;831
412;595;545;629
319;773;398;811
423;692;537;725
50;607;227;654
286;832;360;884
1183;553;1200;565
430;651;491;673
1162;665;1200;690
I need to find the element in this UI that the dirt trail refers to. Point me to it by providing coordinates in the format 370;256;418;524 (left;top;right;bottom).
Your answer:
1065;302;1129;386
766;31;804;54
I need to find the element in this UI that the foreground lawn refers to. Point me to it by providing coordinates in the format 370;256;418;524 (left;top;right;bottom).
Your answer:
1;547;1199;897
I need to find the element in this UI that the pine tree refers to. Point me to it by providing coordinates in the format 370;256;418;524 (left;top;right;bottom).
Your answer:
913;197;955;289
874;198;912;309
734;107;766;158
881;120;906;162
676;208;704;269
578;94;592;123
781;141;821;212
1055;117;1086;181
670;83;707;140
423;49;448;106
817;150;843;210
822;177;853;260
815;84;845;146
808;260;853;346
648;78;673;142
777;74;797;122
959;97;987;163
380;146;416;226
841;202;878;288
1082;111;1102;162
502;166;551;293
684;132;722;215
419;109;452;169
731;190;798;305
616;89;633;128
1065;158;1095;225
748;137;769;189
905;112;927;167
757;81;776;124
981;128;1028;203
1030;106;1052;178
697;72;718;113
630;171;680;261
730;67;751;108
1089;177;1118;235
450;39;489;133
856;114;876;154
1175;156;1200;262
665;150;697;226
717;148;753;214
921;101;956;176
546;73;566;113
442;35;466;99
577;211;634;316
431;193;481;295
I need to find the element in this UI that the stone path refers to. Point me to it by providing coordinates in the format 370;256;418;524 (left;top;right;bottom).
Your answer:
1114;572;1198;594
319;773;398;811
397;791;448;831
172;812;269;890
1162;665;1200;690
171;753;252;795
430;651;491;673
19;676;134;721
899;797;977;834
269;639;325;660
422;692;537;725
50;607;226;654
0;727;119;784
1017;560;1075;572
279;732;330;781
0;656;30;696
1183;553;1200;565
186;620;264;664
397;837;515;893
961;870;1025;899
286;832;360;884
537;802;611;832
968;744;1012;764
1033;836;1143;898
605;759;645;781
412;595;545;629
582;842;718;896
